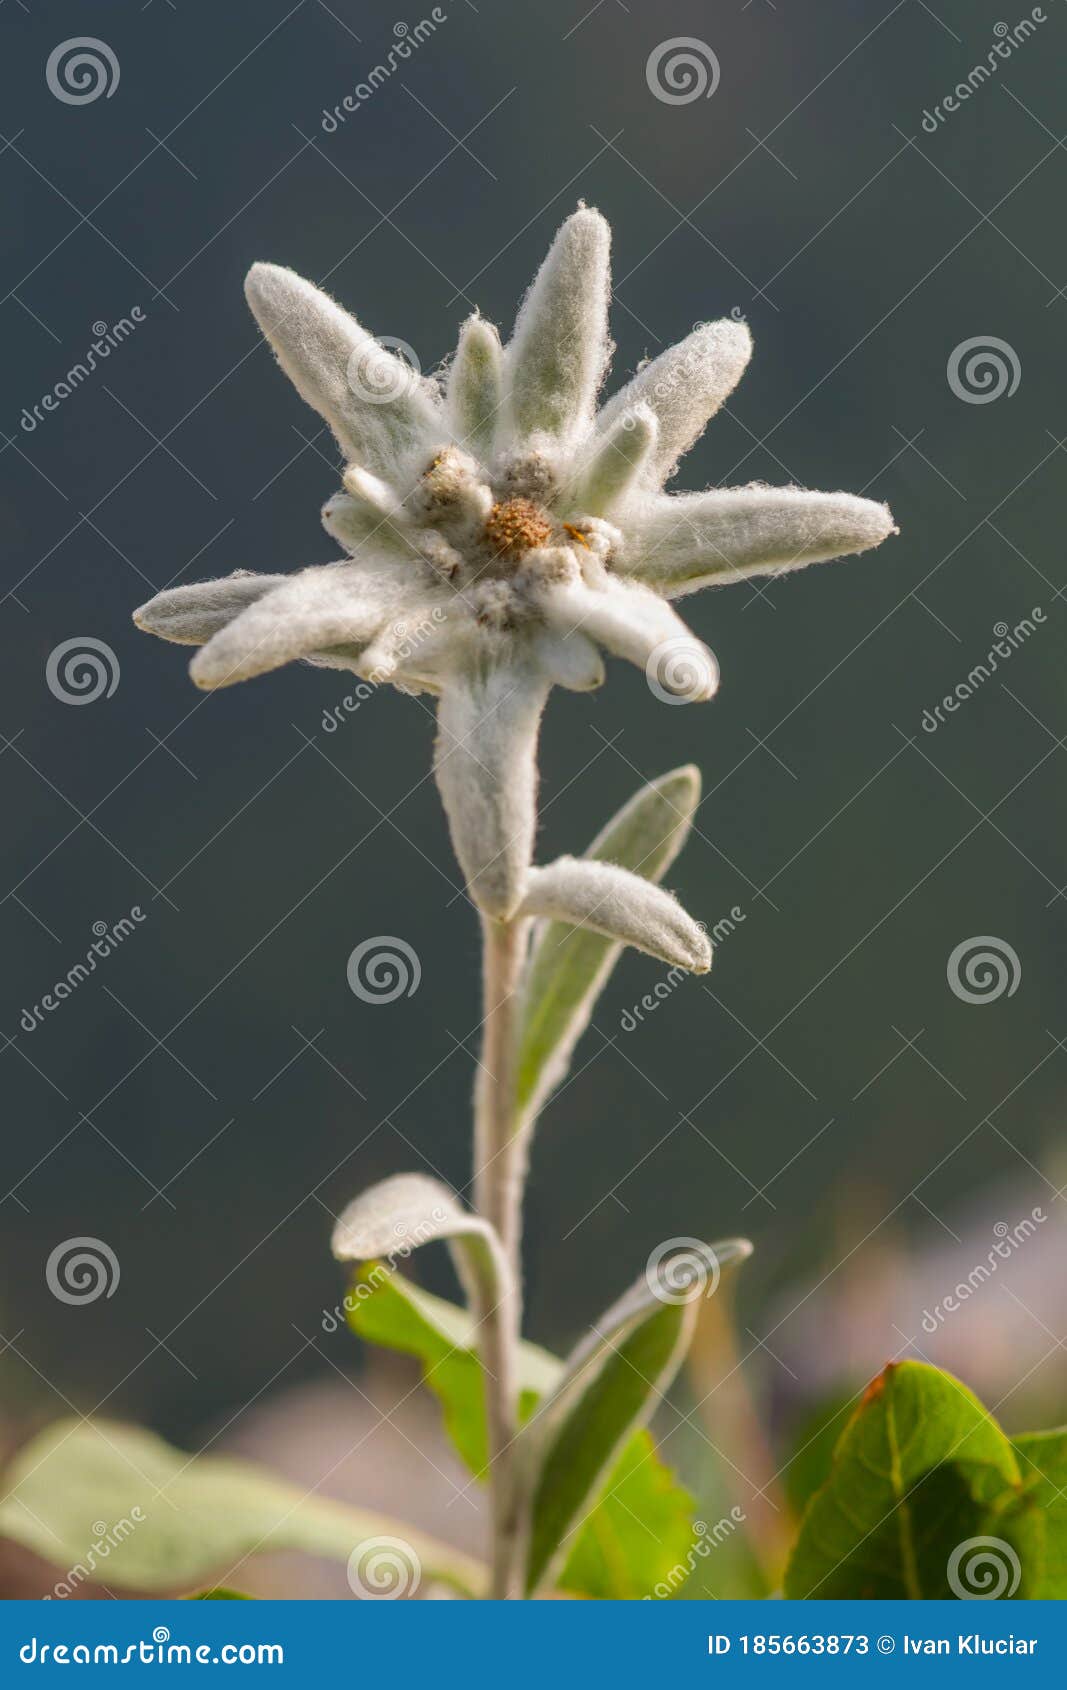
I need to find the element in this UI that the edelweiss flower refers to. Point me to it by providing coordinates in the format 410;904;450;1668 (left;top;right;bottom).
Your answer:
134;208;896;917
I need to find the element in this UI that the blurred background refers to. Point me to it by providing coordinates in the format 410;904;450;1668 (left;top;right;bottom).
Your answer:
0;0;1064;1597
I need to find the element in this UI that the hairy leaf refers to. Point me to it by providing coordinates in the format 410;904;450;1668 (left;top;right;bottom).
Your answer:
516;765;701;1118
0;1419;483;1596
1014;1429;1067;1597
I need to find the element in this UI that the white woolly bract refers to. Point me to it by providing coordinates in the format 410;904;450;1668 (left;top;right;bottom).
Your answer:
504;208;612;447
622;486;898;596
595;319;752;487
519;857;711;972
434;664;548;918
133;573;287;645
244;262;444;480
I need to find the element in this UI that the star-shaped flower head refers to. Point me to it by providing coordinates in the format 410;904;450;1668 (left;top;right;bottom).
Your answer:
134;208;896;917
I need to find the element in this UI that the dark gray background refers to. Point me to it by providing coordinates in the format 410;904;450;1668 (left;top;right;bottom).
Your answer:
1;0;1064;1488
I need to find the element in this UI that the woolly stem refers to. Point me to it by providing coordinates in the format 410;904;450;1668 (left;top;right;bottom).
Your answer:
473;913;527;1598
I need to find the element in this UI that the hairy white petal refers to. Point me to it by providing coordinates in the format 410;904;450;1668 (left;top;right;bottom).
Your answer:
532;629;605;693
537;574;717;700
321;490;418;559
244;262;444;480
434;663;549;917
567;403;658;517
596;319;752;486
189;557;424;689
519;858;710;973
504;208;612;446
447;315;503;455
133;573;288;646
620;485;898;595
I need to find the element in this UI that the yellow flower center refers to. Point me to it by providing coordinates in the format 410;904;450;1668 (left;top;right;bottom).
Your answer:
484;498;553;560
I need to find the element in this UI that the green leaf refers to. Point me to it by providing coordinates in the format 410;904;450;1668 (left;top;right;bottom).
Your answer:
784;1361;1040;1599
523;1293;696;1595
0;1419;484;1597
346;1265;697;1598
1014;1429;1067;1596
556;1430;694;1600
516;765;701;1118
347;1263;557;1473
